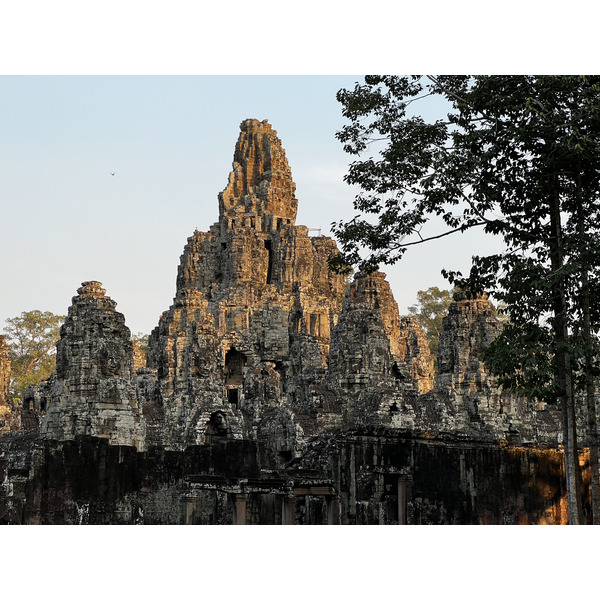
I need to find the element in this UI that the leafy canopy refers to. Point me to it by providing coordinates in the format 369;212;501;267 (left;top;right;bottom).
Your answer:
407;287;454;358
3;310;65;400
333;75;600;402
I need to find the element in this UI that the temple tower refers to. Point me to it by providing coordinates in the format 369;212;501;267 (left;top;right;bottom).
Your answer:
41;282;144;448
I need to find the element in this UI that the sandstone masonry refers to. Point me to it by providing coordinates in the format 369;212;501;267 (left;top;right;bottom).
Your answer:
0;336;14;434
40;281;145;449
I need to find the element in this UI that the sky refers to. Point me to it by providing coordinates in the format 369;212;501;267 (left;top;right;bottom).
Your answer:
1;2;596;340
0;75;509;336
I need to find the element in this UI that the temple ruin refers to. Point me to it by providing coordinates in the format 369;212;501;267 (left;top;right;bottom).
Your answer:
0;119;585;524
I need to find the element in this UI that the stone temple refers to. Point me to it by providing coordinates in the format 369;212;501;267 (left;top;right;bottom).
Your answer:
0;119;588;524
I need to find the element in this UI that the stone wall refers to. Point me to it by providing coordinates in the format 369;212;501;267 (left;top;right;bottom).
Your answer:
0;434;578;524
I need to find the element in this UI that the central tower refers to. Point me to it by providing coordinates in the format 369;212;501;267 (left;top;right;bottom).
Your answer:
219;118;298;231
146;119;347;448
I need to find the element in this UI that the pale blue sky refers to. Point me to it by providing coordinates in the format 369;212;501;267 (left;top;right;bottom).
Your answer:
0;75;505;335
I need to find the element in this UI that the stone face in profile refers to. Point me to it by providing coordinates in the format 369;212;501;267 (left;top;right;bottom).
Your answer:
397;316;435;394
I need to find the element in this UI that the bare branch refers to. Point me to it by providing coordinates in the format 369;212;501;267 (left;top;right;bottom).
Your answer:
393;221;486;249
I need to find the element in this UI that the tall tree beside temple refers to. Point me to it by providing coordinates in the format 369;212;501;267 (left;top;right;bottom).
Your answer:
332;75;600;524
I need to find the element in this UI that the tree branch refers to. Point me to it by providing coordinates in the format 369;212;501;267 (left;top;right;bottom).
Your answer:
393;221;486;249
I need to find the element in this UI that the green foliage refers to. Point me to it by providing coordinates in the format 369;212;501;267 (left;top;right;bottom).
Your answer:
482;322;558;401
407;287;454;357
132;332;149;354
335;75;600;403
336;76;600;521
3;310;65;400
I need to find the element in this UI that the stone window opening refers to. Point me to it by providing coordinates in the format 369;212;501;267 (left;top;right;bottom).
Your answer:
279;450;292;462
274;361;285;393
227;387;240;407
276;218;282;231
221;242;227;250
264;240;273;284
392;362;404;381
225;347;246;387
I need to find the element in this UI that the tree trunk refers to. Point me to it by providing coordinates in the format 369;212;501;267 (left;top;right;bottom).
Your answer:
578;209;600;523
582;289;600;524
549;182;584;524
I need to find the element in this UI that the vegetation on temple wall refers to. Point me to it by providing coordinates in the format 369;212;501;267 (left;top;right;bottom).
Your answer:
334;75;600;524
2;310;65;401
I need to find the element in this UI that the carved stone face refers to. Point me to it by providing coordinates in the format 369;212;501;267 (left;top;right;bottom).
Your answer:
96;341;126;377
208;411;228;435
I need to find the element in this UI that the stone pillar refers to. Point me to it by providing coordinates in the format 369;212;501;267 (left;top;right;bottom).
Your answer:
326;496;340;525
233;493;248;525
398;480;407;525
282;496;296;525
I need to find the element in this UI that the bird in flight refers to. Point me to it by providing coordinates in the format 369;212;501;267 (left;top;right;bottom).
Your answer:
110;172;116;176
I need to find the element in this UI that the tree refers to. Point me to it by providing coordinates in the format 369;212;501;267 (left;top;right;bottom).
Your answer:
3;310;65;401
333;75;600;524
132;332;149;354
407;287;454;359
